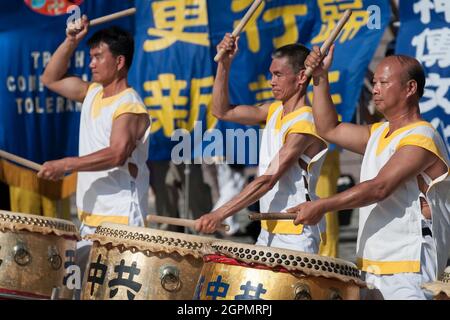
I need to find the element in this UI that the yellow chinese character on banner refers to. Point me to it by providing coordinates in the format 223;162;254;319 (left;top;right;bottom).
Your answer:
263;5;308;48
232;1;308;52
307;71;342;104
143;74;215;137
144;0;210;52
177;76;217;131
143;74;188;136
231;0;265;53
249;74;273;103
312;0;369;44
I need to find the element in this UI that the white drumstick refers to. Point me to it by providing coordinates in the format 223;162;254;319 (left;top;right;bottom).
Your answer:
89;8;137;27
146;215;230;233
0;149;42;172
305;9;352;77
214;0;264;62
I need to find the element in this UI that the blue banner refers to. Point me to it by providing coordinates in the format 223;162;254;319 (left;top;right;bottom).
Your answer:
396;0;450;155
306;0;390;125
208;0;317;105
130;0;216;162
134;0;389;162
0;0;133;164
1;0;391;169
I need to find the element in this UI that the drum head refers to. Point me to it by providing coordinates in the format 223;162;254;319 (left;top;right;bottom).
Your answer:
85;222;225;258
209;241;365;287
0;210;79;239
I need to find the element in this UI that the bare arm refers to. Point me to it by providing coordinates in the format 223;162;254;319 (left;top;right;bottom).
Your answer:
306;45;371;154
212;33;269;125
41;15;90;103
37;113;150;179
195;132;318;233
288;145;439;225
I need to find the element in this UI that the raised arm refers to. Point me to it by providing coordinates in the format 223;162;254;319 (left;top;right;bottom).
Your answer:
212;33;269;125
37;113;150;180
194;132;319;233
288;145;442;225
41;15;90;103
305;45;371;154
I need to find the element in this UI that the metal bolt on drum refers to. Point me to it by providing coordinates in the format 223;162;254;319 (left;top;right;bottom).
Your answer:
160;265;181;292
294;283;312;300
13;243;32;266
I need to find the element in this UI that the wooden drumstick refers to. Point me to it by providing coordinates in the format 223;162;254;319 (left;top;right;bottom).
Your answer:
0;149;43;172
89;8;137;27
304;9;352;77
214;0;264;62
146;215;230;233
248;212;297;221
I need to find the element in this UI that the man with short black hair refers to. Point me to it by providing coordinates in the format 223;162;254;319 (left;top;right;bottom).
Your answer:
39;15;151;279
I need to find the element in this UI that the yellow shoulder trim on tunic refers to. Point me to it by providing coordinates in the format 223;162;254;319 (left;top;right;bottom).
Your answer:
283;120;326;144
88;82;101;92
281;106;312;123
91;88;134;119
279;107;326;144
267;101;282;122
113;103;148;120
261;220;304;234
396;134;446;166
370;122;385;135
376;121;433;156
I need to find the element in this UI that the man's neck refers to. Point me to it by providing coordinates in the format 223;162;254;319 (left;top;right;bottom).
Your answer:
281;93;307;116
386;104;422;133
102;77;129;98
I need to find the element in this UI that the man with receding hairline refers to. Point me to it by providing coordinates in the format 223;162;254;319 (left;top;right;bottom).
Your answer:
195;33;328;254
288;45;450;299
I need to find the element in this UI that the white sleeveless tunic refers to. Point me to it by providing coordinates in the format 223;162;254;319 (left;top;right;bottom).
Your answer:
76;83;150;228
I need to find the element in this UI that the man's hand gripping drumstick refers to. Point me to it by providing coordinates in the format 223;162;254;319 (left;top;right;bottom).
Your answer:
214;0;264;62
147;215;230;234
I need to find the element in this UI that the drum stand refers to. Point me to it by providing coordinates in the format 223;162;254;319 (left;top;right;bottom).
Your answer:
183;163;190;224
50;287;60;300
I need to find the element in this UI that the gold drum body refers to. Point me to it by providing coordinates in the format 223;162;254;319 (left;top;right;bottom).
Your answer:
0;210;79;299
81;223;225;300
195;242;365;300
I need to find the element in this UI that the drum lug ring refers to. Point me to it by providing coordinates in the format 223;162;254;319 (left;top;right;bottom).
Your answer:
329;288;343;300
294;283;312;300
48;246;62;270
13;243;32;266
160;265;181;292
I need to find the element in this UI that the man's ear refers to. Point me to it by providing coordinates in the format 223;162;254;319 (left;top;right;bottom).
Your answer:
406;79;418;98
297;69;309;87
116;55;126;72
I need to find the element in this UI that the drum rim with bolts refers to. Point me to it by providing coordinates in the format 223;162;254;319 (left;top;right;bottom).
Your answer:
0;210;79;240
85;222;228;259
209;241;366;287
82;222;227;300
0;211;78;300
